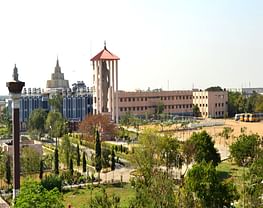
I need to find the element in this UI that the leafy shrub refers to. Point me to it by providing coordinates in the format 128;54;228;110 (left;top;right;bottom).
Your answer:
41;174;62;192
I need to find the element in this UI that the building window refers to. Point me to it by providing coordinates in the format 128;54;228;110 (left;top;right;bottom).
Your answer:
141;107;143;110
120;98;123;102
215;103;217;107
145;98;147;101
141;98;143;101
128;98;131;102
133;98;135;101
137;107;139;111
120;107;123;112
124;98;127;102
133;107;135;111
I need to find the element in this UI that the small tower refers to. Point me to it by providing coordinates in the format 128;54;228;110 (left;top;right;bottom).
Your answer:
90;43;120;123
46;58;69;92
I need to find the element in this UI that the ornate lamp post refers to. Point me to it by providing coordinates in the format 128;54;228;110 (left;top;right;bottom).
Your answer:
6;65;25;199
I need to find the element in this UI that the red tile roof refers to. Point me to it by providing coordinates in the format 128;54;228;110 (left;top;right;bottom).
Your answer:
90;47;120;61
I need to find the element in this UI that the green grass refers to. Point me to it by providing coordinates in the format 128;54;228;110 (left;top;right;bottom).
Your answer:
217;159;247;187
63;183;135;208
217;159;248;208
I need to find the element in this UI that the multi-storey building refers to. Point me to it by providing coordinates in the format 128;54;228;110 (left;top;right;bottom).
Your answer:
62;87;93;122
19;88;49;129
118;90;193;118
193;90;228;118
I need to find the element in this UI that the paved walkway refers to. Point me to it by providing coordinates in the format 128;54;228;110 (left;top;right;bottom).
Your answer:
0;196;9;208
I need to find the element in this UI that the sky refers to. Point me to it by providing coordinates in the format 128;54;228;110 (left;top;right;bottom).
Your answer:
0;0;263;95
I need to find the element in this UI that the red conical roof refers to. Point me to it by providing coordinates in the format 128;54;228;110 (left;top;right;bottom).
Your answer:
90;46;119;61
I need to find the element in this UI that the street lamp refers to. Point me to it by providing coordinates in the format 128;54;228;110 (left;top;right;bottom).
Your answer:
6;65;25;199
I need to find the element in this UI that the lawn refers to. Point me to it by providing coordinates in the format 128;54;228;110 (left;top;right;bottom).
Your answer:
217;159;248;208
63;183;135;208
217;159;247;188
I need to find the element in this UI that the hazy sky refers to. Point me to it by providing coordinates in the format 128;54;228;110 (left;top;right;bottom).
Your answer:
1;0;263;95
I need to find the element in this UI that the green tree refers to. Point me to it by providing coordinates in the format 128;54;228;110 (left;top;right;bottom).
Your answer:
246;155;263;207
205;86;223;91
39;159;44;180
129;130;177;207
48;93;63;112
230;133;261;167
111;148;116;172
155;102;164;119
111;148;116;181
160;135;181;173
60;134;72;168
0;147;7;179
76;143;80;166
120;112;132;127
101;148;111;168
28;108;47;140
181;139;195;176
228;91;246;117
130;170;176;208
255;94;263;112
46;111;66;146
185;161;239;208
21;146;41;174
69;158;74;176
188;130;221;166
219;127;234;145
82;152;87;173
54;148;59;174
41;174;62;192
5;155;11;187
0;107;11;137
245;91;258;113
85;187;120;208
95;130;102;182
15;180;64;208
192;104;201;117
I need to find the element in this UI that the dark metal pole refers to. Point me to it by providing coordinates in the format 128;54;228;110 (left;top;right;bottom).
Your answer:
12;102;20;197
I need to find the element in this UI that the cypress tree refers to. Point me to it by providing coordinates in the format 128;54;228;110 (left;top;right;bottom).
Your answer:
39;159;44;180
76;143;80;166
111;148;116;182
69;158;74;176
95;130;102;182
82;152;87;173
54;148;59;174
111;148;116;171
5;156;11;186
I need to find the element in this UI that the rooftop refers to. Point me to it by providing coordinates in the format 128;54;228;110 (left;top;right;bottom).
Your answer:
90;44;119;61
